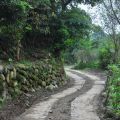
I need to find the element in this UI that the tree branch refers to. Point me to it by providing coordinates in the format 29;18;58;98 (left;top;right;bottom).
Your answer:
102;0;114;19
61;0;73;10
109;0;120;25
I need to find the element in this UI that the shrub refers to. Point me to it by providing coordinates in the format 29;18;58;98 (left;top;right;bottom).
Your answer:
106;64;120;117
99;47;113;69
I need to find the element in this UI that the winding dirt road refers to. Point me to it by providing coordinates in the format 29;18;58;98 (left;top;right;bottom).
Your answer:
15;69;106;120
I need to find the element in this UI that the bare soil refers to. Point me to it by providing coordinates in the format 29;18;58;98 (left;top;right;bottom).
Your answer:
45;70;94;120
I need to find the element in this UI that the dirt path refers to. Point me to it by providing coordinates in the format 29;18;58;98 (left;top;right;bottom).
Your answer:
15;69;106;120
71;70;106;120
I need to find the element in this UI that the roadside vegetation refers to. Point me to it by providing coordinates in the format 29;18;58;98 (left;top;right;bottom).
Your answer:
105;65;120;118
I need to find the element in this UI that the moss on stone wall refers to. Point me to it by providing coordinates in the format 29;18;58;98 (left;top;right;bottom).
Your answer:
0;57;67;106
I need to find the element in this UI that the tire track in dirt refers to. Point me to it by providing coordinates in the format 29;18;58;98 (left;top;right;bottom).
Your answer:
15;69;106;120
15;70;85;120
45;70;94;120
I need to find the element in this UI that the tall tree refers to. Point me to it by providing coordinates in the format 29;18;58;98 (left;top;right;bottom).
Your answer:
102;0;120;62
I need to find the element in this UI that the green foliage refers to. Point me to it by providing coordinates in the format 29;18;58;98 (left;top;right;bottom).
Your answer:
62;8;91;39
18;60;33;66
106;64;120;116
58;26;69;40
74;61;99;69
0;0;31;25
0;0;33;60
62;8;93;64
99;47;113;69
0;0;100;60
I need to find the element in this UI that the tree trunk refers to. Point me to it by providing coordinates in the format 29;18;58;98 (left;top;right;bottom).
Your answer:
16;40;21;61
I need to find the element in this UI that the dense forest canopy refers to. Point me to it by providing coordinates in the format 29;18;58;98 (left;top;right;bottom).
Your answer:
0;0;101;60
